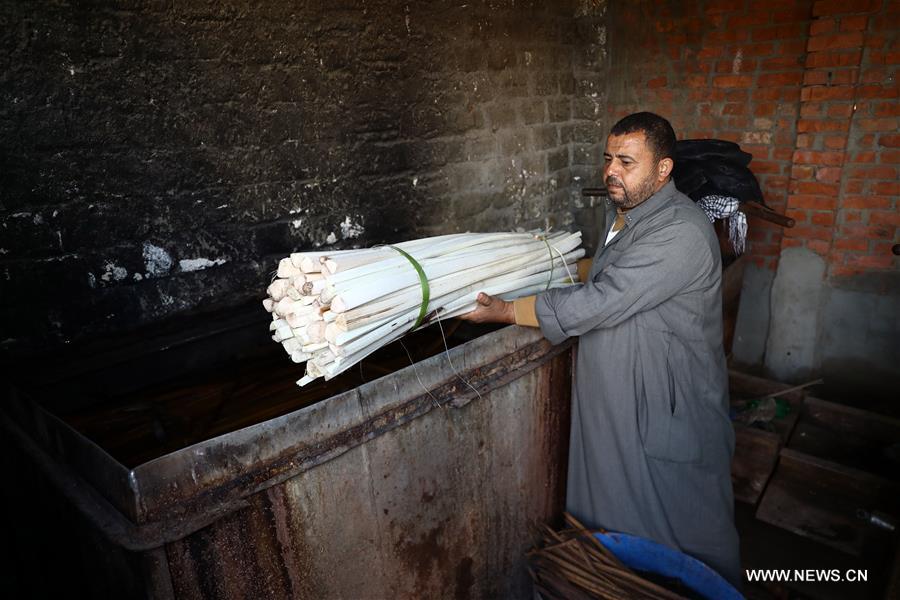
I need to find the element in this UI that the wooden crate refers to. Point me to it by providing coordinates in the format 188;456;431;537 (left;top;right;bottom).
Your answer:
756;449;899;557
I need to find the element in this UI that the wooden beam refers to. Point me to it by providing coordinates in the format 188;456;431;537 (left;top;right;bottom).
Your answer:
756;448;900;557
740;200;795;228
732;424;781;505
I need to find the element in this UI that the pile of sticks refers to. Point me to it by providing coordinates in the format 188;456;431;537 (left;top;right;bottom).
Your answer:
263;231;585;387
528;514;688;600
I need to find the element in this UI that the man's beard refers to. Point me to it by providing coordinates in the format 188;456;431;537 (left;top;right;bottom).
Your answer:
606;173;659;209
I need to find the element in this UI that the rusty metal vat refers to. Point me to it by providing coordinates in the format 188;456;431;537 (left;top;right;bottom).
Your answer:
1;324;573;599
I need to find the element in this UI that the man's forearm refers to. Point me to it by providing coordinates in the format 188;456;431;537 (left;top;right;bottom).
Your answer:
512;257;592;328
459;257;593;327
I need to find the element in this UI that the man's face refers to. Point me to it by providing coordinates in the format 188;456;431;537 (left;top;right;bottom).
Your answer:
603;132;664;209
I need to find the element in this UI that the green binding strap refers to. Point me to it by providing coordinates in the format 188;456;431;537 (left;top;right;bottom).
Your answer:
388;245;430;329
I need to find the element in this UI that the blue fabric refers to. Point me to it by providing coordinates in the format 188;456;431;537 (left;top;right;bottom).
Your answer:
594;531;744;600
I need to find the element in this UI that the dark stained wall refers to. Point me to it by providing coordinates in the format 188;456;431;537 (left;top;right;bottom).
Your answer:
0;0;609;353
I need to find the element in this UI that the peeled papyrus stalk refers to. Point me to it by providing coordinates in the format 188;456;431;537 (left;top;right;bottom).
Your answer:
263;230;585;386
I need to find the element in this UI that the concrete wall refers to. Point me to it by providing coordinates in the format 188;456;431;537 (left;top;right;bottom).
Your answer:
1;0;608;353
734;257;900;401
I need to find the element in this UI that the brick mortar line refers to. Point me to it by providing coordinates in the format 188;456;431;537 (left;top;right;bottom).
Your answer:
828;13;874;277
783;9;872;270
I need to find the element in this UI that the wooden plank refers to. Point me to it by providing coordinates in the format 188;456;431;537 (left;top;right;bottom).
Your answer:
803;396;900;445
721;255;747;356
788;397;900;483
789;422;898;483
736;503;888;600
732;424;780;505
756;448;900;556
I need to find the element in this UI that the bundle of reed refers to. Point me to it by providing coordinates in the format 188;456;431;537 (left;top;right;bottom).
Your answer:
528;513;689;600
262;230;585;387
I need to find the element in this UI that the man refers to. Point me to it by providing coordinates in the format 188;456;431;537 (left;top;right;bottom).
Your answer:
461;112;741;586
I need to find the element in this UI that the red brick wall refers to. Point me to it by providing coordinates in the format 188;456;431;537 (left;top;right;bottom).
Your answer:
792;0;900;277
604;0;898;276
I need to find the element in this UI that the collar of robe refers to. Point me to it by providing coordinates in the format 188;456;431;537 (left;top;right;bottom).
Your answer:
605;179;678;233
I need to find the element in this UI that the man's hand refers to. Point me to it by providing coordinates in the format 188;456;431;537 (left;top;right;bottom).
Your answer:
458;292;516;324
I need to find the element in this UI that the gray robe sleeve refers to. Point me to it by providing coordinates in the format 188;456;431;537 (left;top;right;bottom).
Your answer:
535;221;713;344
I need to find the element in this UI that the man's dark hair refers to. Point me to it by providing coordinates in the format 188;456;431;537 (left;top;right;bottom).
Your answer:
609;112;676;161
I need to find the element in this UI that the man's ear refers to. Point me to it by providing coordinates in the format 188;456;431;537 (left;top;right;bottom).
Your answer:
658;157;674;181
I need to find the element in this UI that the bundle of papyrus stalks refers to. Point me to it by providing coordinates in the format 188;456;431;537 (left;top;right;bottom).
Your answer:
263;230;585;386
528;514;689;600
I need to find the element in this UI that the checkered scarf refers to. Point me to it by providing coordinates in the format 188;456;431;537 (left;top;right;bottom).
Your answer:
697;195;748;255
